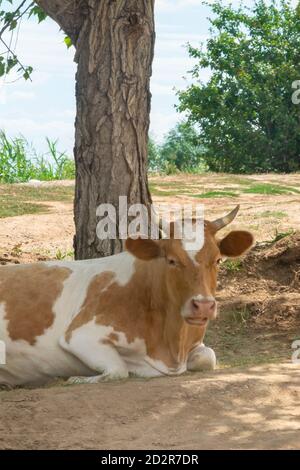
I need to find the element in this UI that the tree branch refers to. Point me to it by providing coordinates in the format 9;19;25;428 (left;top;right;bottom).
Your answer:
35;0;87;46
0;1;33;37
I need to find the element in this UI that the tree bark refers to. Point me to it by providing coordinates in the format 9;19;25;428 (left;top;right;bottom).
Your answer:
36;0;155;260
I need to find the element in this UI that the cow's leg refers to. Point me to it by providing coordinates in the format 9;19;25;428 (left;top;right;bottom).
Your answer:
59;332;129;384
187;344;216;372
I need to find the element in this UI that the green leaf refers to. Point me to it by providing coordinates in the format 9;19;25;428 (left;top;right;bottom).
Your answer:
0;62;5;77
23;66;33;80
64;36;72;49
9;18;17;30
28;5;47;23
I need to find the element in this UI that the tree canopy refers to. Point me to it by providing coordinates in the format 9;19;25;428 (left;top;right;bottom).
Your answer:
148;122;206;174
178;0;300;173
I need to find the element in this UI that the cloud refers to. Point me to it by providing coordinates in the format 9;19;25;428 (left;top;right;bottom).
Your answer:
0;116;74;154
3;20;76;77
156;0;204;12
150;111;180;142
151;82;174;96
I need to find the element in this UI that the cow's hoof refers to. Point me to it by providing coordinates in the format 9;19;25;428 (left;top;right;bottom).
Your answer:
188;346;217;372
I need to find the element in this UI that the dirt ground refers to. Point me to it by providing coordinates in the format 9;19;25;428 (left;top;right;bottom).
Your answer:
0;174;299;450
0;363;299;450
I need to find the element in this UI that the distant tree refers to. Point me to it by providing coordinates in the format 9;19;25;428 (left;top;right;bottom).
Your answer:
160;121;205;173
178;0;300;173
148;136;162;172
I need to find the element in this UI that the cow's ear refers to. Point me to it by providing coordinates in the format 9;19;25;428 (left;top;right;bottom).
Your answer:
219;231;254;258
125;237;162;261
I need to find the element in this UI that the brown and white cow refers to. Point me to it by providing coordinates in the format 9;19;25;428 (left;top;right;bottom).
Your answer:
0;206;253;387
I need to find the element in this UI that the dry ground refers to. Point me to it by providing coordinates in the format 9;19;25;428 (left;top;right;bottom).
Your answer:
1;364;299;450
0;173;299;450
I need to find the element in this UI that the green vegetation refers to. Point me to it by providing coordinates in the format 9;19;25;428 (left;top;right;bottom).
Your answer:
244;183;300;195
148;122;206;173
257;210;287;219
0;199;49;218
149;178;299;199
0;3;48;81
0;184;74;218
0;131;75;183
177;0;300;174
269;229;295;244
55;249;74;260
222;259;243;273
194;190;238;198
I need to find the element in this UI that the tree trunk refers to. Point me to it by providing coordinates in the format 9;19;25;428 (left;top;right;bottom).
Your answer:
37;0;155;260
73;0;155;259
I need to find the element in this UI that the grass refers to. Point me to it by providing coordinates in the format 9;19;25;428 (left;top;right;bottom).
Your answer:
0;199;49;218
149;177;300;200
149;185;185;197
0;184;74;218
270;229;295;244
255;210;287;219
0;130;75;183
194;190;238;198
243;183;300;195
55;249;74;260
222;259;243;273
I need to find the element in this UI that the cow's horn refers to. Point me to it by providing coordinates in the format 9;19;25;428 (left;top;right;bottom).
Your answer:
211;205;240;231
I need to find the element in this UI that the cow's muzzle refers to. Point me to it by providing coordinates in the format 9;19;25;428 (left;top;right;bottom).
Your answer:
185;298;217;326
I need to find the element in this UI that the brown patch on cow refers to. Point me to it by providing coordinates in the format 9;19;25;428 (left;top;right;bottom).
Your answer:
102;332;120;346
65;271;115;343
0;264;71;345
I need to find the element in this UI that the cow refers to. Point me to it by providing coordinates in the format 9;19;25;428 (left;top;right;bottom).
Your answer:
0;206;253;387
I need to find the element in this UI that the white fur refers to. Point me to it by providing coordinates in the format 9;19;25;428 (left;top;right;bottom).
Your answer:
187;344;216;371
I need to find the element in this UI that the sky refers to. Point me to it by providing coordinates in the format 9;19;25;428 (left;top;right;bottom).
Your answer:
0;0;298;156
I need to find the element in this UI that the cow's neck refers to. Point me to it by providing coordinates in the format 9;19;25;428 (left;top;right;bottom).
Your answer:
138;259;205;368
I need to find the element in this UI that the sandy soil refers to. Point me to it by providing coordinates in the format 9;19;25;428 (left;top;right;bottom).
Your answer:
0;363;299;450
0;173;299;261
0;174;299;450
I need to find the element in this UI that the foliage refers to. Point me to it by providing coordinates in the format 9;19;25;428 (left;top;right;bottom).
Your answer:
177;0;300;173
160;121;206;173
0;1;47;81
148;122;206;174
148;136;162;172
0;130;75;182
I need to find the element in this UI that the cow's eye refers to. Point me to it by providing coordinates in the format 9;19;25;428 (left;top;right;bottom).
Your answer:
167;257;177;267
216;258;222;265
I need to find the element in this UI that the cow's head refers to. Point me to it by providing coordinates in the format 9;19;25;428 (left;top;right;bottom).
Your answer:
126;206;253;328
